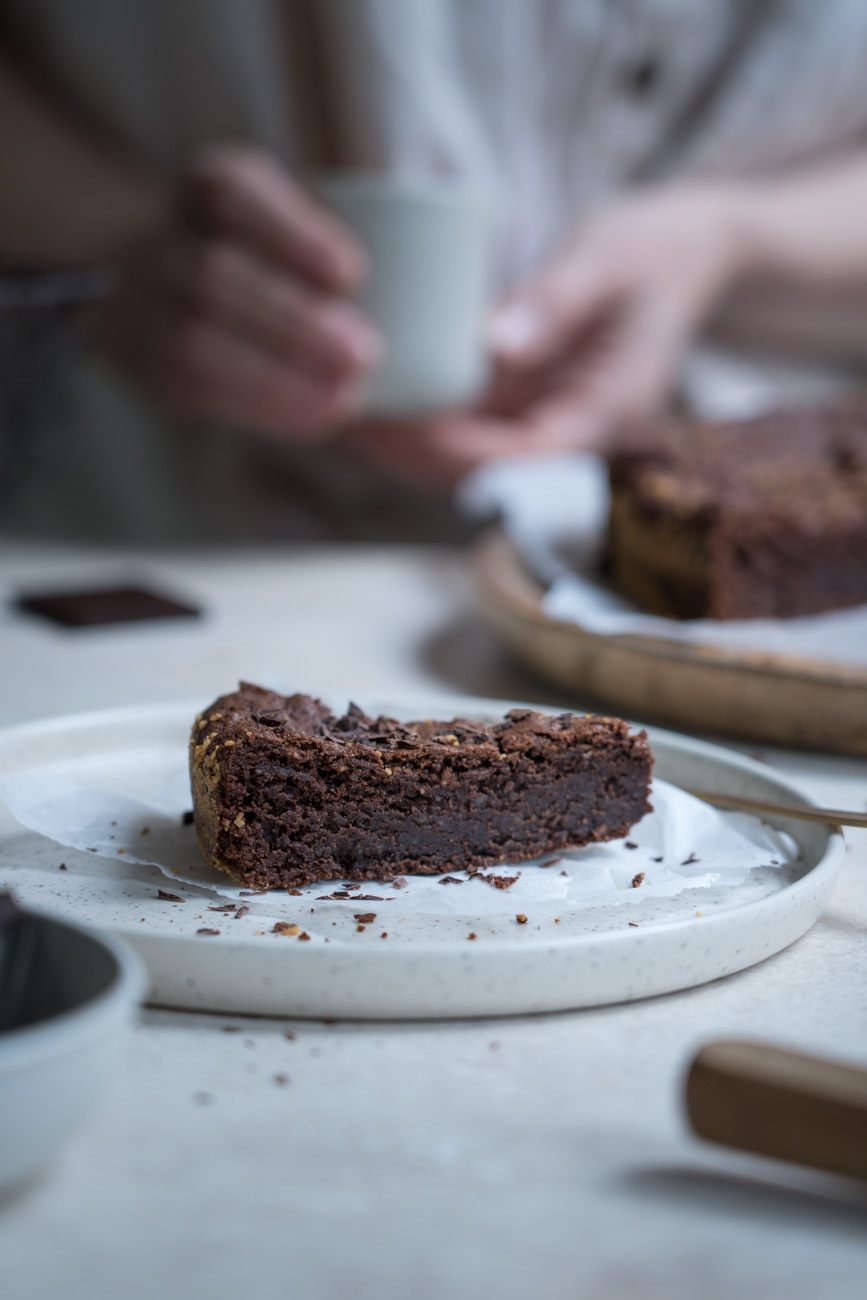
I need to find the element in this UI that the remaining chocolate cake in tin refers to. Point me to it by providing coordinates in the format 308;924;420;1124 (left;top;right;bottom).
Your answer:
606;403;867;620
190;684;653;889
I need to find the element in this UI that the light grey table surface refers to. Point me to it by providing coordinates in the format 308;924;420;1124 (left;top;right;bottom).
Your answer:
1;539;865;1300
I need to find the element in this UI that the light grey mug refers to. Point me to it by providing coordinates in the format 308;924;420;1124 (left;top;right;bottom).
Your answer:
314;173;491;417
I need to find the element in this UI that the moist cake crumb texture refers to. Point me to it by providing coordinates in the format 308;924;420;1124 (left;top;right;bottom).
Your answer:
190;684;653;889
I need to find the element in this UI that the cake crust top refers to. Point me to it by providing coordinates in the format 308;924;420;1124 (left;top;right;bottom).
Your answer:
609;402;867;529
195;683;644;758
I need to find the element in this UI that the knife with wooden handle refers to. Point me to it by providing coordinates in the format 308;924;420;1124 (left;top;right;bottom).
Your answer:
686;1040;867;1182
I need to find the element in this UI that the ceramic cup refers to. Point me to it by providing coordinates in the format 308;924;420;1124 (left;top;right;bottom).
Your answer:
314;173;491;417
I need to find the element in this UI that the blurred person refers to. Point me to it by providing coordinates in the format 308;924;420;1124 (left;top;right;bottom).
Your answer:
3;0;867;542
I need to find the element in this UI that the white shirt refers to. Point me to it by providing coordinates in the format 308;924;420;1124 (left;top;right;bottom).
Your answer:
4;0;867;540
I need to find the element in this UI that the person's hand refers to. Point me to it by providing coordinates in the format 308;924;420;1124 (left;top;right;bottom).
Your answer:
349;184;747;487
93;145;383;436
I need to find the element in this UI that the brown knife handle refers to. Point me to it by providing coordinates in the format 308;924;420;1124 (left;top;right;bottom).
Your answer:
685;1040;867;1182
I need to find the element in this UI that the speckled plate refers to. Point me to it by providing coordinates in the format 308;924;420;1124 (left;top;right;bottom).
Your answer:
0;697;845;1019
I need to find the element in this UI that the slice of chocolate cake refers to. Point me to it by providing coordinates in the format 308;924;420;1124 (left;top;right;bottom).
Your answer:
190;684;652;889
606;402;867;620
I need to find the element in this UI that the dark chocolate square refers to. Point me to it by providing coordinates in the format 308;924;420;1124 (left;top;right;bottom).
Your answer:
15;584;201;627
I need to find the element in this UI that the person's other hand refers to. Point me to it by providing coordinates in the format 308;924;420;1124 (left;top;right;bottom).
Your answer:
94;145;383;436
350;184;745;487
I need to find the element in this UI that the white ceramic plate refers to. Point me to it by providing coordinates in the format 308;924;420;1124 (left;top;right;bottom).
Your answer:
0;697;844;1019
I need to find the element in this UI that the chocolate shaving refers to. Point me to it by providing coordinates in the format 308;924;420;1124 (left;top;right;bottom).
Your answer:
297;932;311;941
473;872;520;890
631;872;645;889
681;852;700;865
157;889;184;902
438;875;464;886
354;912;376;923
624;841;639;850
207;904;236;912
391;877;407;890
540;858;560;868
196;928;220;936
515;913;528;924
252;710;292;728
272;921;299;936
239;890;268;896
234;906;249;919
314;890;391;901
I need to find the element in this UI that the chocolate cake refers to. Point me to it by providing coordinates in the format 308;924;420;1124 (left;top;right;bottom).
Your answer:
606;403;867;620
190;684;652;889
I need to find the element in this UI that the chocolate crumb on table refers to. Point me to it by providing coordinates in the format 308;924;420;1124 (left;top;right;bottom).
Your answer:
516;913;528;924
631;872;645;888
629;921;639;927
272;921;299;936
624;841;638;850
196;928;220;935
681;853;700;865
467;932;477;941
189;684;653;890
353;912;376;923
234;905;249;919
58;863;67;870
182;810;194;826
438;875;464;885
157;889;184;902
